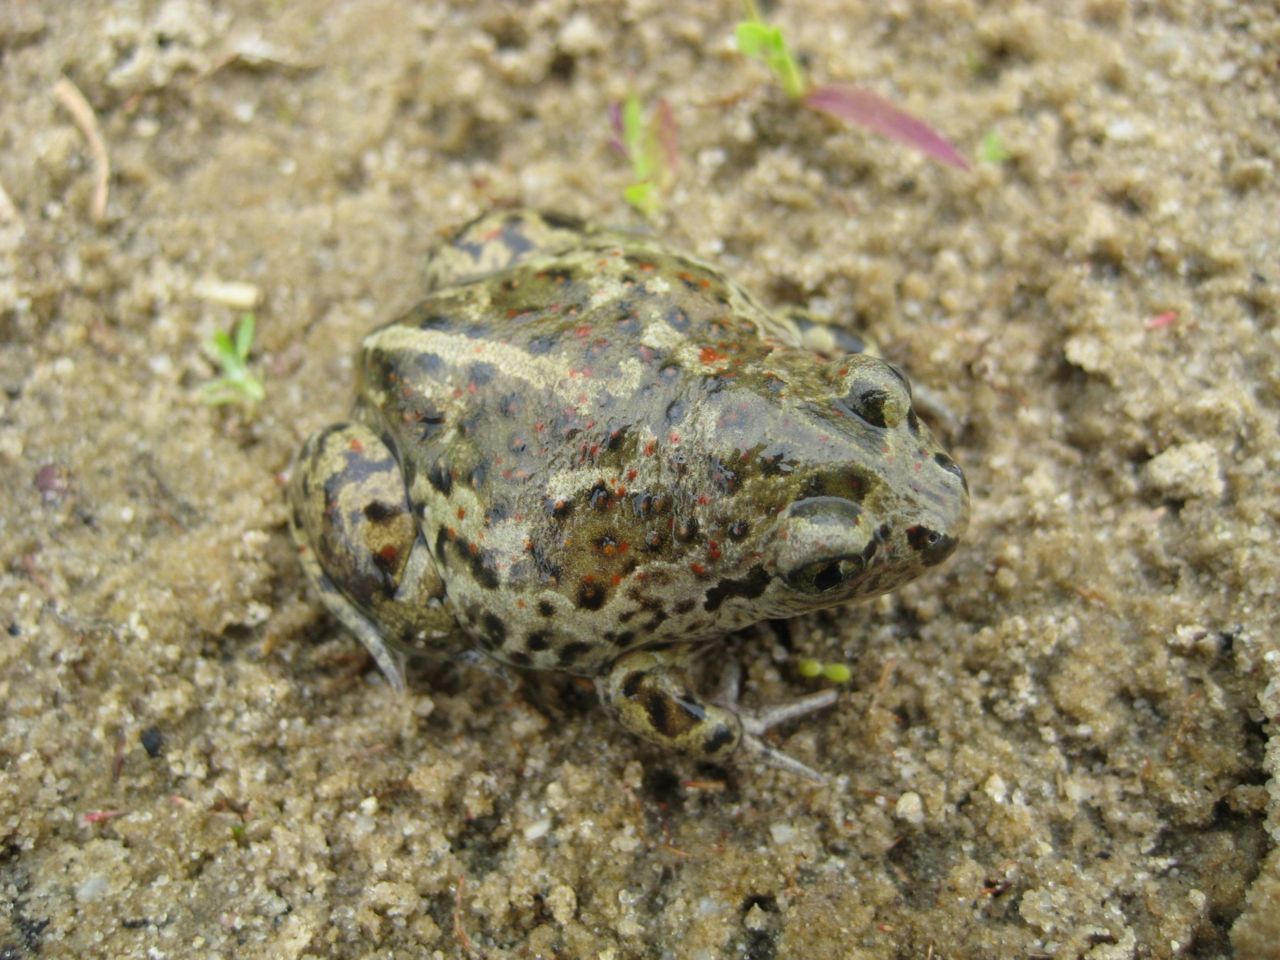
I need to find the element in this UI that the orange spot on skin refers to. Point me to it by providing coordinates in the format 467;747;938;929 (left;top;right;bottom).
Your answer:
627;468;638;481
1144;310;1179;330
611;573;624;586
699;346;727;365
457;507;466;520
348;438;365;454
707;540;722;561
378;545;399;563
690;562;707;577
644;440;657;456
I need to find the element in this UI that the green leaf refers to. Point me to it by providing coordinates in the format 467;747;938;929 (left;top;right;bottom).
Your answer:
621;95;652;182
735;18;806;98
978;130;1009;163
211;330;235;358
234;313;256;357
623;181;658;217
735;21;774;59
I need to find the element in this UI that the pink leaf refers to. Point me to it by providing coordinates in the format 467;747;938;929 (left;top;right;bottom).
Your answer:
655;98;680;173
804;84;968;169
606;102;628;159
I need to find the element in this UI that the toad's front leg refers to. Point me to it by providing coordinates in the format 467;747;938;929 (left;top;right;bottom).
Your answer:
596;648;837;781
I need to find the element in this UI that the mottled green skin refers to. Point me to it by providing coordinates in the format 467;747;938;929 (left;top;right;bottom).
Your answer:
288;211;968;776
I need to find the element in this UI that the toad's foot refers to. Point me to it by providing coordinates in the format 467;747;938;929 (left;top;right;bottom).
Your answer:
711;660;837;782
597;649;837;782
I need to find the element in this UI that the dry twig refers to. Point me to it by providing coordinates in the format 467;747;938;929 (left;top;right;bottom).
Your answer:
52;76;110;221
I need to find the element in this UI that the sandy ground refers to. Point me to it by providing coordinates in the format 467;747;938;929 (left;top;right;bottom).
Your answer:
1;1;1277;958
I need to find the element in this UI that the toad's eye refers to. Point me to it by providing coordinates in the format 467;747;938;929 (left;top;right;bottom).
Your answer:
783;555;866;593
832;356;912;429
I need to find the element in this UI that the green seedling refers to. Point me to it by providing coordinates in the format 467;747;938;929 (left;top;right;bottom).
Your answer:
735;1;968;169
199;312;265;407
735;12;806;99
610;94;678;217
796;657;853;684
978;130;1009;163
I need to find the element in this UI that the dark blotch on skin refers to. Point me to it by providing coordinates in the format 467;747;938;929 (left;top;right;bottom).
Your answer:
727;519;749;541
545;496;574;520
417;312;453;331
527;334;558;355
622;670;645;699
704;565;770;612
455;538;500;589
540;211;586;232
427;459;453;496
577;578;607;610
559;641;590;666
482;612;507;644
537;599;555;617
642;690;670;735
363;500;400;522
527;631;551;652
469;361;498;386
703;725;735;755
417;408;446;438
588;482;611;510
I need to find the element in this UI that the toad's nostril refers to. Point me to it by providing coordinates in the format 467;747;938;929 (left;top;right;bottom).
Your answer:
906;525;959;567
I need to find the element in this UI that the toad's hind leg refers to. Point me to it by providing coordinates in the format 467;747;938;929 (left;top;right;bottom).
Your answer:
426;209;595;289
597;648;838;781
288;422;456;691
